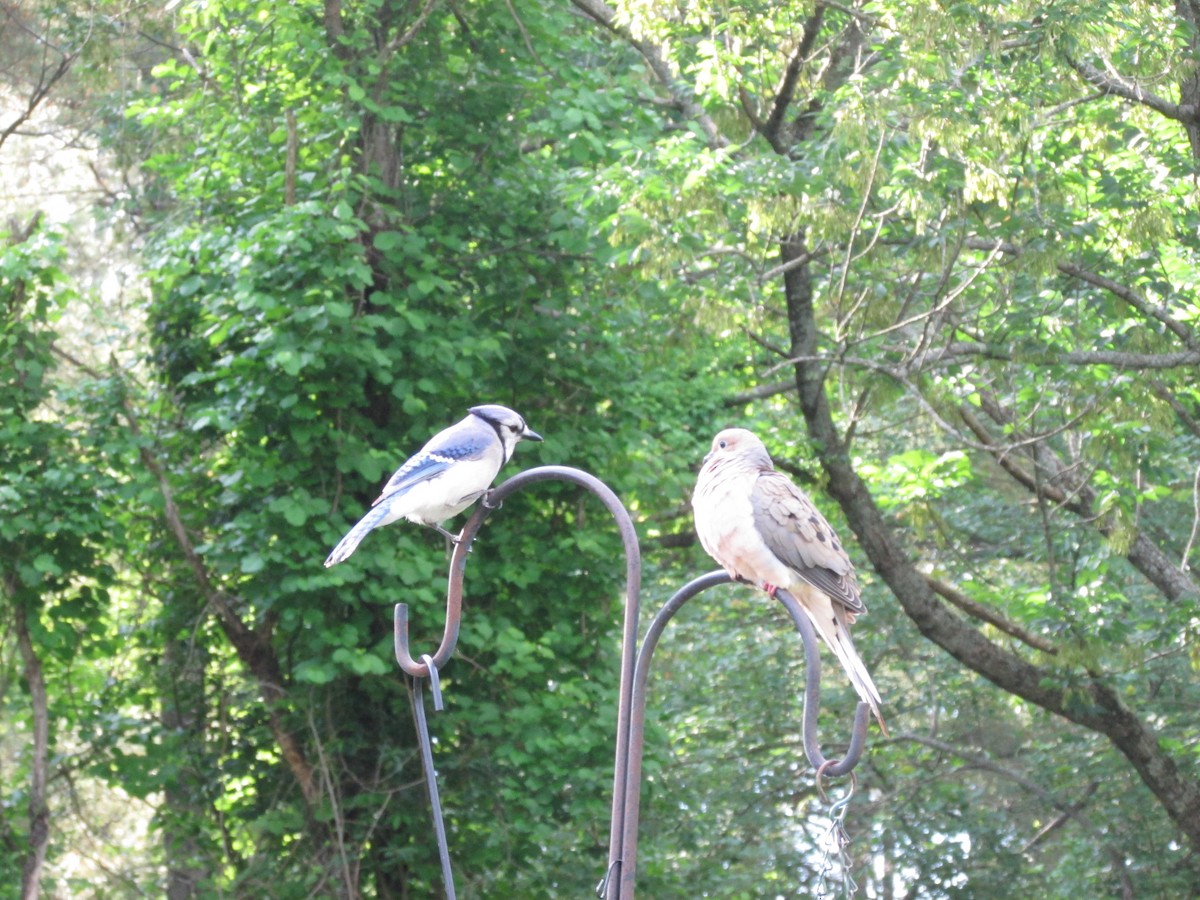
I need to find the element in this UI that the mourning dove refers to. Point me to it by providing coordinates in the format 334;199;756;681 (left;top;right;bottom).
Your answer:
692;428;884;730
324;405;542;567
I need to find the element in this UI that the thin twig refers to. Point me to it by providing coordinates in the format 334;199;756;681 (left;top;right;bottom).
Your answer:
1182;462;1200;572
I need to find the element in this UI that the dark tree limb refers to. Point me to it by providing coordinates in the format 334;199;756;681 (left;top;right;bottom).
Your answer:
1063;53;1199;129
924;576;1058;655
779;235;1200;851
759;5;826;152
323;0;348;58
1177;0;1200;158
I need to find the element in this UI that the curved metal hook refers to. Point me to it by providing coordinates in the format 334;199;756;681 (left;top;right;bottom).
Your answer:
393;465;641;680
772;587;871;778
608;571;871;899
393;465;644;900
816;763;857;806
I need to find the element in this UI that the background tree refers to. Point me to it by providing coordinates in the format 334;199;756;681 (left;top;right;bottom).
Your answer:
569;0;1200;895
1;0;1198;897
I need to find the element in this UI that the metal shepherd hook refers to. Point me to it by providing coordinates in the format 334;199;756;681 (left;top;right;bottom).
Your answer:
598;571;869;900
394;465;642;900
390;466;869;900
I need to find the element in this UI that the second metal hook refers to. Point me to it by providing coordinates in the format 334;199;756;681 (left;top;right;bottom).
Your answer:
607;571;872;898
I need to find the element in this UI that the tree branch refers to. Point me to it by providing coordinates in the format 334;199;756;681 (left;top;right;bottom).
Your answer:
0;35;78;155
1063;54;1199;125
929;340;1200;370
779;236;1200;851
51;349;320;805
760;6;825;152
962;240;1198;350
961;398;1199;601
12;597;50;900
924;575;1058;655
1056;261;1197;349
724;379;796;406
323;0;349;59
569;0;728;148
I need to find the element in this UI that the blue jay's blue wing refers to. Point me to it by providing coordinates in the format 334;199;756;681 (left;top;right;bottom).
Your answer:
372;439;489;506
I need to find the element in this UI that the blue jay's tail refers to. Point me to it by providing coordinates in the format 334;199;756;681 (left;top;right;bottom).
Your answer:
324;503;392;567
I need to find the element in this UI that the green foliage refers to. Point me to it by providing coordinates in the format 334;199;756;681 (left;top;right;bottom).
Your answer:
0;225;135;891
91;0;728;894
6;0;1200;895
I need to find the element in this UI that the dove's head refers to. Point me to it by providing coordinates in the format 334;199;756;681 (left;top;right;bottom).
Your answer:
703;428;773;469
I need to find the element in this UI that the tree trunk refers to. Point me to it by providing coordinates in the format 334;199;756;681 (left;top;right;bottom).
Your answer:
777;233;1200;851
14;602;50;900
160;595;212;899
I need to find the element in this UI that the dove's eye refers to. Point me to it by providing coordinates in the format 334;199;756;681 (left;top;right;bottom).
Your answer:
718;439;728;449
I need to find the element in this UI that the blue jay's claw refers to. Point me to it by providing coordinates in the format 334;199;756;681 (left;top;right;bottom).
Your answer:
433;524;461;544
481;490;503;512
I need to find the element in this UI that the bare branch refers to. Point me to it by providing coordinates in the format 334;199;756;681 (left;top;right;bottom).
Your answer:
965;238;1198;349
499;0;546;68
760;244;822;281
1021;782;1101;854
890;732;1059;805
0;35;78;155
960;399;1200;601
924;575;1059;655
760;6;826;151
928;340;1200;370
724;379;796;406
383;0;440;55
1150;379;1200;439
1057;261;1197;348
1064;54;1199;125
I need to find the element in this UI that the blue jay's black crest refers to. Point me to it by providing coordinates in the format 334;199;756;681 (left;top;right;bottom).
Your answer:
323;404;542;567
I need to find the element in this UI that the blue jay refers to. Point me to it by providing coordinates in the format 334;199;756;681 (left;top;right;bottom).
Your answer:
323;405;543;567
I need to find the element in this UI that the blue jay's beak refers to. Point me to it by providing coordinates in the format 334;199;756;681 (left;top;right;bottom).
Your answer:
524;426;544;442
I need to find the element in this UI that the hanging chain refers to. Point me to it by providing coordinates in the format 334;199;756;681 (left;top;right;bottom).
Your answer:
815;770;858;900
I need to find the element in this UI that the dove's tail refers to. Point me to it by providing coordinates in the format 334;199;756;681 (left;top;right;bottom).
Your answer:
792;584;887;734
324;503;392;567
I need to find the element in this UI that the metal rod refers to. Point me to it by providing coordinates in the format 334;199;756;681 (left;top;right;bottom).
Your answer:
610;572;870;898
611;570;730;899
421;652;444;712
408;673;456;899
